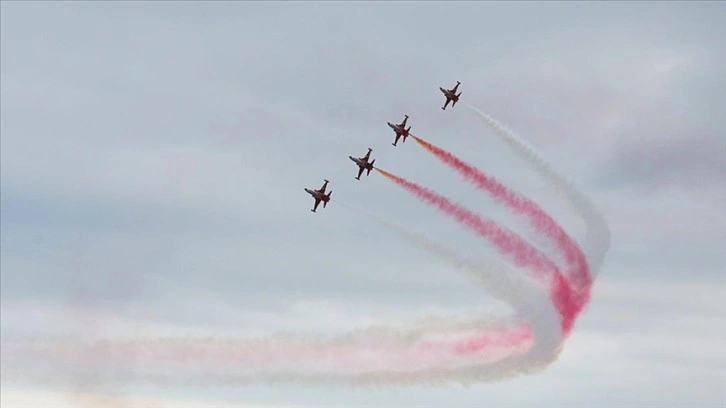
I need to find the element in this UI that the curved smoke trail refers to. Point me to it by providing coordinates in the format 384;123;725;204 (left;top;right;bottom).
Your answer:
0;103;605;389
373;168;578;334
333;199;565;374
0;206;562;387
463;102;611;274
409;135;591;335
0;193;565;387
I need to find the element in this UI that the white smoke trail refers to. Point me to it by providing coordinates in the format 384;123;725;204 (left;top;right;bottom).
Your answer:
464;102;611;274
333;200;546;309
1;108;598;388
332;200;564;382
1;202;562;388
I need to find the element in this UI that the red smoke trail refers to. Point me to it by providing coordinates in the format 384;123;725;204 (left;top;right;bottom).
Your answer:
4;324;534;373
374;167;578;334
411;136;591;315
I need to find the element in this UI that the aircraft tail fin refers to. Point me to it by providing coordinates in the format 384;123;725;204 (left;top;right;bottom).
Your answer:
368;160;375;175
324;191;332;207
406;126;411;132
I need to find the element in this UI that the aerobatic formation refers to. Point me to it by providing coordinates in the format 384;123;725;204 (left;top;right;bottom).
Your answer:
1;80;609;389
305;79;463;209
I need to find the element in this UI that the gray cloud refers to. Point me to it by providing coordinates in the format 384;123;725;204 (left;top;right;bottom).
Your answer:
2;1;725;407
602;130;726;191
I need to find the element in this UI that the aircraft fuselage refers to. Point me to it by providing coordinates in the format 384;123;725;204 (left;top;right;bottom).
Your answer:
441;88;457;99
350;156;372;167
388;123;407;135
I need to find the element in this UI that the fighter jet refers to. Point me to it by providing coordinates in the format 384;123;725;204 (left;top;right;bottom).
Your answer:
440;81;461;110
304;179;332;212
387;115;412;146
349;148;375;180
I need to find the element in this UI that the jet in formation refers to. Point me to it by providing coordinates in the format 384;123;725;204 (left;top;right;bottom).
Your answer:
305;80;462;212
440;81;461;110
304;179;332;213
387;114;411;146
349;148;375;180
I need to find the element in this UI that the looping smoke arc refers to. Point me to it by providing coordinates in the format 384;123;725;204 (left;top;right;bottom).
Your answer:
0;106;609;388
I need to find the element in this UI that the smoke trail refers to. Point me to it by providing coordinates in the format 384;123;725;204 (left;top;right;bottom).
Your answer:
463;103;610;275
334;200;550;318
0;106;605;389
1;294;558;387
0;202;563;388
373;167;578;334
332;200;565;373
334;199;565;377
409;135;591;308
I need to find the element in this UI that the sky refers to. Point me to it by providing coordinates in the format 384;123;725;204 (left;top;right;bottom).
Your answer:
1;1;725;407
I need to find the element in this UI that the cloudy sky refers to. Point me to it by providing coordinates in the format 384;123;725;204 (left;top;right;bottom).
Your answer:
1;1;725;407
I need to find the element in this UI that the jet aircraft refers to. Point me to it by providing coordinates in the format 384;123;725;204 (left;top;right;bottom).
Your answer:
349;148;375;180
387;115;411;146
304;179;332;212
440;81;461;110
